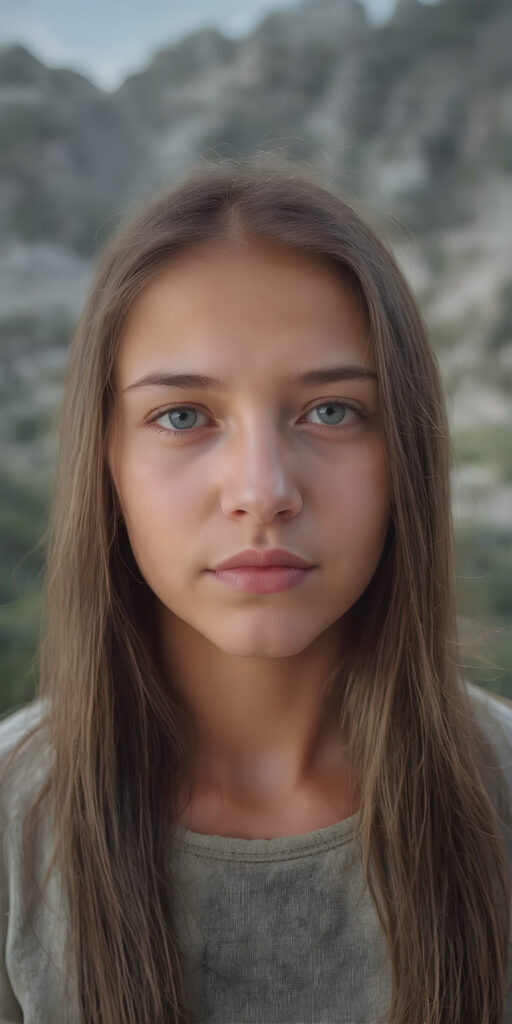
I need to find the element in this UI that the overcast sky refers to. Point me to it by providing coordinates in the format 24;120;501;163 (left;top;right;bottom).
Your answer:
0;0;416;90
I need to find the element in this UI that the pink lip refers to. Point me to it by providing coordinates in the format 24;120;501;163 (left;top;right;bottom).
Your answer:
207;566;315;594
212;547;314;571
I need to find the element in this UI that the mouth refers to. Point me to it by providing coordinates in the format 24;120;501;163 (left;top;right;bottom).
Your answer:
206;565;316;594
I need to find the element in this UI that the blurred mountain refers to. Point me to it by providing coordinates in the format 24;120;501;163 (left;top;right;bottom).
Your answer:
0;0;511;706
1;0;510;242
0;44;144;253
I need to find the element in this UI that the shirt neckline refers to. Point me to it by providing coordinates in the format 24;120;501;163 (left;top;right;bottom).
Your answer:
168;810;359;861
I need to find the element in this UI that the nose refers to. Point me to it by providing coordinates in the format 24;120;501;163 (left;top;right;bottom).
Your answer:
218;421;303;524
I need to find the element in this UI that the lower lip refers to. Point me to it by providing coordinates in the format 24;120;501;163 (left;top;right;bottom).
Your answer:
208;566;315;593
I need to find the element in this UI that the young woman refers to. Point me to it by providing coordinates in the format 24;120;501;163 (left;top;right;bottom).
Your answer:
1;153;512;1024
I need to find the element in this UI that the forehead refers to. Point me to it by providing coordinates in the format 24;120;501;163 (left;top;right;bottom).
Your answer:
114;239;374;386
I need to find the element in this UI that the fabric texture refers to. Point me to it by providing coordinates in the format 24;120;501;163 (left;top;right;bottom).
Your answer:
1;681;512;1024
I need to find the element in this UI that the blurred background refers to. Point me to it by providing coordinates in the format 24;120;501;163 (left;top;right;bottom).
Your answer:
0;0;511;716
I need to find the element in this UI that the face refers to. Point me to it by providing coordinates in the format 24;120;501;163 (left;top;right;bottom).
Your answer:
107;237;391;661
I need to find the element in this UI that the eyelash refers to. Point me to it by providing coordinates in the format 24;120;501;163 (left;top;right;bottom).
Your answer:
148;400;366;438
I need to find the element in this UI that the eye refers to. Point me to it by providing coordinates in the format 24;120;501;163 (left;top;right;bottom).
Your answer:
148;400;365;438
302;400;363;428
150;406;210;435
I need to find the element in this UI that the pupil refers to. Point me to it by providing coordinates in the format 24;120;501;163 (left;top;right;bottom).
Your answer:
323;404;342;421
170;409;193;428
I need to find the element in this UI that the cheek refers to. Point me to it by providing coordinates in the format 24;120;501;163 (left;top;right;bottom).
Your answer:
320;444;390;543
114;451;206;570
319;448;391;607
360;450;391;538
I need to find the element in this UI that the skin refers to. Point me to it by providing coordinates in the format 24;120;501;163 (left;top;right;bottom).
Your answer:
107;236;391;836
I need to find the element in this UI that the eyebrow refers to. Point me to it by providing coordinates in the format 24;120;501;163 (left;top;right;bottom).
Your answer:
122;365;378;394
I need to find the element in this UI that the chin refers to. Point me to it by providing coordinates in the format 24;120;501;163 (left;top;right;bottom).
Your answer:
206;629;319;660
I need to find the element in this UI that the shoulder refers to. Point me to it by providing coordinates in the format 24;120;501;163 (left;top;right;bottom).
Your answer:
0;703;77;1021
0;699;54;918
465;681;512;747
0;699;48;754
0;699;52;826
464;680;512;795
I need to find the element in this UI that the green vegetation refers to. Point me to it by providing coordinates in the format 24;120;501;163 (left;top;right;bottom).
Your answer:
0;470;48;715
452;426;512;484
455;524;512;699
488;279;512;353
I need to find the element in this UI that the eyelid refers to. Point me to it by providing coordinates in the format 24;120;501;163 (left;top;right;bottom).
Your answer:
147;403;210;427
147;397;367;436
147;397;367;422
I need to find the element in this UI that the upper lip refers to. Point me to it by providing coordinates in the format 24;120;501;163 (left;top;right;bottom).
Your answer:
212;548;315;571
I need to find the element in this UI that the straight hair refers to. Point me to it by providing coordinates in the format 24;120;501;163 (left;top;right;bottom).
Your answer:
2;152;511;1023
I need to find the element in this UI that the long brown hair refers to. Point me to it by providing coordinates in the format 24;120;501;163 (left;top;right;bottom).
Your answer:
2;152;511;1023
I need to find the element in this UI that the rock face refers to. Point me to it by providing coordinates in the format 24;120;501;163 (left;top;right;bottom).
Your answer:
0;45;143;254
0;0;511;706
0;0;510;403
0;1;510;248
